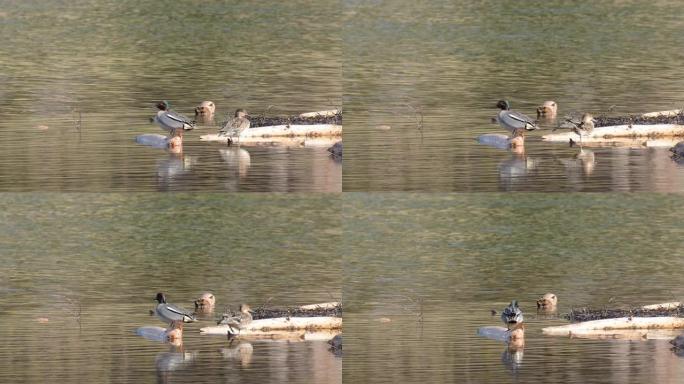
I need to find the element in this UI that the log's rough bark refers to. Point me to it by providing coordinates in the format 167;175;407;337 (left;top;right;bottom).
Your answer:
642;302;682;310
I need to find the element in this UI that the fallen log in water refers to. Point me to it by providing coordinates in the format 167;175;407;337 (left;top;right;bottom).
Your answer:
200;124;342;143
642;302;682;310
299;302;341;310
543;317;684;336
542;124;684;143
642;109;682;118
199;316;342;336
553;329;681;340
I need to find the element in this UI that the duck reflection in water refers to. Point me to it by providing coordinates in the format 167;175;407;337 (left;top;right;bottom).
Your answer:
221;339;254;368
219;147;251;178
156;345;198;384
558;147;596;180
156;153;198;188
498;152;540;189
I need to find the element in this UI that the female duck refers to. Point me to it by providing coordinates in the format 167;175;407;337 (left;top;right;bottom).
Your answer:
219;109;251;139
536;293;558;310
194;101;216;124
536;101;558;119
217;303;254;330
194;292;216;311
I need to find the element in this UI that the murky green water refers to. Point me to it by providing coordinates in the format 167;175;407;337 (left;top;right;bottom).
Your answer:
0;194;341;383
343;0;684;191
0;0;341;191
343;193;684;383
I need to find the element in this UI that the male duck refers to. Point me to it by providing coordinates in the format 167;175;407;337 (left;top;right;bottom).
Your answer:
153;101;195;136
496;100;539;137
219;109;251;139
154;292;197;325
501;300;524;329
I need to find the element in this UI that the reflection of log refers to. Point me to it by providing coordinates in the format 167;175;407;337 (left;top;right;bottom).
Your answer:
200;124;342;143
200;316;342;335
543;317;684;336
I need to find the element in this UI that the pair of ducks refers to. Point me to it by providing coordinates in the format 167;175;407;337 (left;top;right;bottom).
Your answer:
495;100;596;146
153;292;254;338
499;293;558;341
154;101;251;139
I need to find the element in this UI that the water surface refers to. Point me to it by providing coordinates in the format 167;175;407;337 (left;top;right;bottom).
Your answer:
343;0;684;191
0;194;341;383
343;193;684;383
0;0;341;191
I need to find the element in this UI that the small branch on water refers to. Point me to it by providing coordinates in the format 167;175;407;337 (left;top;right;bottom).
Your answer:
405;103;424;142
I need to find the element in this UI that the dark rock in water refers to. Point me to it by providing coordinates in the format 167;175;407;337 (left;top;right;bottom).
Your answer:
244;303;342;320
328;334;342;356
565;305;684;322
328;141;342;157
670;141;684;160
594;112;684;128
223;111;342;128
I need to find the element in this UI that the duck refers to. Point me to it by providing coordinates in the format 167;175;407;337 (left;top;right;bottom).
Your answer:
536;293;558;310
562;113;595;146
219;109;251;139
153;101;195;137
154;292;197;326
194;292;216;311
194;101;216;123
536;100;558;118
501;300;524;329
495;100;539;140
217;303;254;332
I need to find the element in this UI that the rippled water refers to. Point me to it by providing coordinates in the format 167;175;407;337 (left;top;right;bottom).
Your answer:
0;194;341;383
0;0;341;191
343;0;684;191
343;194;684;383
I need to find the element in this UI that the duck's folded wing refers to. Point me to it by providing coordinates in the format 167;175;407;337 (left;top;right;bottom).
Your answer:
161;304;196;321
501;111;537;130
160;111;195;129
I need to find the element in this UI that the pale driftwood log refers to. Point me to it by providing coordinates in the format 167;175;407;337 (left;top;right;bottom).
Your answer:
299;110;340;118
642;109;682;118
555;329;681;340
543;317;684;336
542;124;684;143
642;302;682;310
199;316;342;335
299;302;341;310
200;124;342;143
